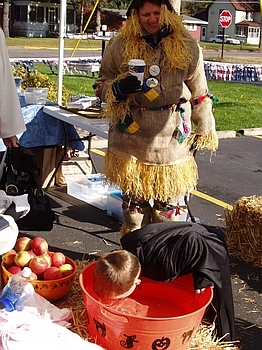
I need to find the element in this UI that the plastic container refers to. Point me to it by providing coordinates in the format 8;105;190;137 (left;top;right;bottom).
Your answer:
24;87;49;105
14;77;23;94
107;192;123;222
84;173;107;190
66;174;121;210
0;267;31;311
79;262;213;350
0;298;17;311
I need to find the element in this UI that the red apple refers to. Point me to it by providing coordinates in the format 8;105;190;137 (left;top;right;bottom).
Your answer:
29;256;48;275
28;251;36;259
39;253;52;268
14;237;32;252
14;251;32;267
8;266;22;274
43;267;63;280
59;263;73;277
2;249;17;266
51;252;66;268
31;237;48;255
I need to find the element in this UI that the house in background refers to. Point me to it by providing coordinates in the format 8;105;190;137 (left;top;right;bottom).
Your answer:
201;0;261;45
9;0;77;37
100;9;208;41
6;1;209;40
182;15;208;41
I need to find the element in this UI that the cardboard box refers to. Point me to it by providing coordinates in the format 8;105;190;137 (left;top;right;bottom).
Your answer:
30;146;57;188
62;159;92;179
30;147;93;188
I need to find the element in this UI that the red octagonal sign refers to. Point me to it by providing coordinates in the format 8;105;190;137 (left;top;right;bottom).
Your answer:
219;10;232;28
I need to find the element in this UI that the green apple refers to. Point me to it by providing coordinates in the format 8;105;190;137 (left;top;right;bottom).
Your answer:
14;251;32;267
59;263;73;277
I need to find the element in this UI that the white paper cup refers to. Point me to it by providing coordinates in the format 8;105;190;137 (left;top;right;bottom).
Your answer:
128;59;146;86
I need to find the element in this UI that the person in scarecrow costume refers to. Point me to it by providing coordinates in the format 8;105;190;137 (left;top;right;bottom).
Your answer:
95;0;218;235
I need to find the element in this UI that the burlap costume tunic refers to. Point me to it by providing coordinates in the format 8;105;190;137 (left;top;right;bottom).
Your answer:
97;9;218;205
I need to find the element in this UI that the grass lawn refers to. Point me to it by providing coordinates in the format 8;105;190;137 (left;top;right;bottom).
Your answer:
208;80;262;131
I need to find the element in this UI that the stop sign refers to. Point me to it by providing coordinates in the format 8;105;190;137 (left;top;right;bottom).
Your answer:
219;10;232;28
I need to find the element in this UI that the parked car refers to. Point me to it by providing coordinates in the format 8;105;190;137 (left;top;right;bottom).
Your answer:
209;35;241;45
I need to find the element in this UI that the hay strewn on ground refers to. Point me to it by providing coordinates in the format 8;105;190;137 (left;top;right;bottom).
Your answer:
225;195;262;267
54;260;240;350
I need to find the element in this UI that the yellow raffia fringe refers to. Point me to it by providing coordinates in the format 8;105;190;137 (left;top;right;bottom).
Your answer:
187;131;219;153
104;151;198;202
121;6;193;72
103;83;133;125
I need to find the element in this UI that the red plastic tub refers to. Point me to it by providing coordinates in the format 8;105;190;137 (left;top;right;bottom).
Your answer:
79;262;213;350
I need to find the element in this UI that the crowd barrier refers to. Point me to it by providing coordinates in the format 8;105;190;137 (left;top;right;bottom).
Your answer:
11;59;262;82
204;61;262;82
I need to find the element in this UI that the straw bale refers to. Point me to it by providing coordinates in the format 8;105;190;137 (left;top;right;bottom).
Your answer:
54;260;240;350
224;196;262;267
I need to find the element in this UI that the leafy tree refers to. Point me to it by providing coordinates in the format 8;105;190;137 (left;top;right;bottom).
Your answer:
181;1;210;16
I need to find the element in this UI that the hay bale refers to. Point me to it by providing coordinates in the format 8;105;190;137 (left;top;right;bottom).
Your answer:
225;195;262;267
55;260;240;350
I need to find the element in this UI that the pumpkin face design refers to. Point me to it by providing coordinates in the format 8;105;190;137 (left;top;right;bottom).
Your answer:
152;336;171;350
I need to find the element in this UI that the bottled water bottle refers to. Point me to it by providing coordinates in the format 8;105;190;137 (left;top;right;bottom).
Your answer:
0;267;31;311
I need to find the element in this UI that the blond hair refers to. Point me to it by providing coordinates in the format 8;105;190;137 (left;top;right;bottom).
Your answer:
119;5;193;73
93;250;141;299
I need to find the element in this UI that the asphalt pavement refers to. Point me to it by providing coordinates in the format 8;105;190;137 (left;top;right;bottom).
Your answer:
7;46;262;61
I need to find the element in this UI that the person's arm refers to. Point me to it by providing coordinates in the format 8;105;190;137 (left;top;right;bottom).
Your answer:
95;37;136;125
0;29;26;143
185;44;218;152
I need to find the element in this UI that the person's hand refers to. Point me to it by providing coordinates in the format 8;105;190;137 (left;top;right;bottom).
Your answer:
195;288;206;294
118;75;141;94
3;136;19;148
195;285;214;295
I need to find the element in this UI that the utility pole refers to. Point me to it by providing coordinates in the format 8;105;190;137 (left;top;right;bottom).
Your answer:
170;0;181;14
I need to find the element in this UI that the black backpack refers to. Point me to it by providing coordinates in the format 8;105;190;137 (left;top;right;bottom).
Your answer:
0;146;39;196
0;146;55;231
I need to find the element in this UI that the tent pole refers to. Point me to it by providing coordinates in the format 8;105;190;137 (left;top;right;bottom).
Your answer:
57;0;67;105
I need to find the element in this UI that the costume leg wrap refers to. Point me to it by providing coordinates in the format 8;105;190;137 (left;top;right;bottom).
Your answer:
152;199;188;223
120;196;152;236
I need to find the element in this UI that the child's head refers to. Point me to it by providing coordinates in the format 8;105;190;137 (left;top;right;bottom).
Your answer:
93;250;141;300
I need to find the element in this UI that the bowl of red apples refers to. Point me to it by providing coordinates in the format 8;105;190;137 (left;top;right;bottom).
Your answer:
1;236;77;302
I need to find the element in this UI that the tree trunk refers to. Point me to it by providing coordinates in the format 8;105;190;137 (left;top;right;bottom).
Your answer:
80;1;84;33
96;7;101;32
3;0;10;38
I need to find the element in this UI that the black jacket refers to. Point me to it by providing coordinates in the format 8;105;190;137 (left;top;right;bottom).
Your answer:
120;221;235;341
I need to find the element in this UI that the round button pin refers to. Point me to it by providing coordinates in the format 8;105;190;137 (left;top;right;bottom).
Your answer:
146;77;158;88
149;65;160;76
